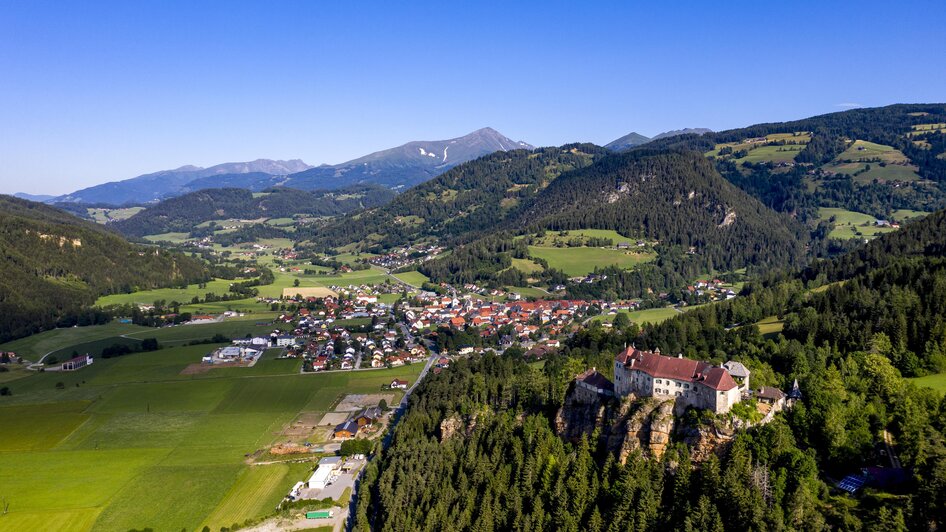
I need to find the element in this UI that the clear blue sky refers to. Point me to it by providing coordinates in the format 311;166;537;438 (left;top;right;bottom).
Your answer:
2;0;944;195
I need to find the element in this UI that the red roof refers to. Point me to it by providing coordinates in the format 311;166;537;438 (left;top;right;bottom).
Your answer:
616;347;737;391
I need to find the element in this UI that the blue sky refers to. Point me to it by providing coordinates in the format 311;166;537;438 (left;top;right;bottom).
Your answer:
2;1;944;195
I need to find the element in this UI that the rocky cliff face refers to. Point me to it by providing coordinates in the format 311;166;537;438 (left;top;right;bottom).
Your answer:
555;385;733;463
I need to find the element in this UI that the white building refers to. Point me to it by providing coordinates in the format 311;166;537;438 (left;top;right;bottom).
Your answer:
307;456;343;489
613;347;741;414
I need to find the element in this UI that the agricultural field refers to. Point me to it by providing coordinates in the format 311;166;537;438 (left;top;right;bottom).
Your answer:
143;232;191;243
0;322;151;362
705;132;810;165
95;278;241;308
0;338;425;532
525;229;641;247
392;270;430;287
819;207;897;240
86;206;144;224
528;246;655;277
823;140;920;183
593;307;680;325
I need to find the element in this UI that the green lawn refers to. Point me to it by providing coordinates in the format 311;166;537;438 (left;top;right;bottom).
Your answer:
393;270;430;287
505;286;550;299
594;307;680;325
0;340;425;531
528;246;655;277
756;316;785;337
909;373;946;393
95;278;241;307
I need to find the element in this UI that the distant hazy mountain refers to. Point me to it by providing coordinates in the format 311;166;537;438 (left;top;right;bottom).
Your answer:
604;132;651;151
650;127;713;141
54;159;313;205
605;128;713;152
53;128;531;205
13;192;56;202
273;127;534;191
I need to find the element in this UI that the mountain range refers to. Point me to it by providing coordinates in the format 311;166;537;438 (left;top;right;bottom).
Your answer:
604;128;713;151
40;128;533;206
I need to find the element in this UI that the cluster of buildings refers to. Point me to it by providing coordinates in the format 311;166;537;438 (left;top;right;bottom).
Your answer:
572;347;800;416
682;279;738;301
405;295;597;339
367;244;443;270
333;406;386;439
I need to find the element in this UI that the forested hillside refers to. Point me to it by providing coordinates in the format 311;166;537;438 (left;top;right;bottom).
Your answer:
418;151;811;298
113;185;394;237
305;145;607;251
0;196;209;341
355;207;946;531
640;104;946;221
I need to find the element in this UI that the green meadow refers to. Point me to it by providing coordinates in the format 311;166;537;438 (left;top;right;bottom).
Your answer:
593;307;680;325
908;373;946;394
0;330;424;532
528;246;655;277
819;207;897;240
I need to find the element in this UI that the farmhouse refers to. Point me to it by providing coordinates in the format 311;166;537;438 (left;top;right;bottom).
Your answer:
334;420;358;439
390;378;408;390
613;347;741;414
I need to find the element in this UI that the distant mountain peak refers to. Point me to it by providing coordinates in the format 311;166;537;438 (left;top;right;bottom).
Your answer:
605;132;651;151
651;128;713;141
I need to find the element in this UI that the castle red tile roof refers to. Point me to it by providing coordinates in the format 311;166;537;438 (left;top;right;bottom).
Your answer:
616;347;737;391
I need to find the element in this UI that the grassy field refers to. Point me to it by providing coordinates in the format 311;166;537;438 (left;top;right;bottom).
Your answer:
908;373;946;394
825;140;920;182
594;307;680;325
392;270;430;287
0;322;151;362
510;258;544;275
891;209;929;221
756;316;785;338
86;207;144;224
528;246;655;277
505;286;551;299
0;338;425;531
819;208;897;240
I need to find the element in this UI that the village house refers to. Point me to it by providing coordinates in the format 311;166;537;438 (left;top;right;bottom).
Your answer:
390;378;408;390
613;347;742;414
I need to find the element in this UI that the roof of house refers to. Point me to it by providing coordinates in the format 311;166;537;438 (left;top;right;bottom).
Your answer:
392;378;408;385
722;360;750;378
756;386;786;401
616;347;738;391
334;420;358;433
576;368;614;393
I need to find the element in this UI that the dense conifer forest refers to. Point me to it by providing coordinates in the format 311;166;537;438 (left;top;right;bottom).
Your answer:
0;196;209;341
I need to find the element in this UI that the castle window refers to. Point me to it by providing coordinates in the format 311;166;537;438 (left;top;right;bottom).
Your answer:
675;382;681;387
655;379;662;384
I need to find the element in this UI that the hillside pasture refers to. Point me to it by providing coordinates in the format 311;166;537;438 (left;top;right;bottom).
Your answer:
824;140;920;182
528;246;655;277
819;208;897;240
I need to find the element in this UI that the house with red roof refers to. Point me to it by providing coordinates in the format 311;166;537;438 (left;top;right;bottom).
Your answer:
613;347;742;413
